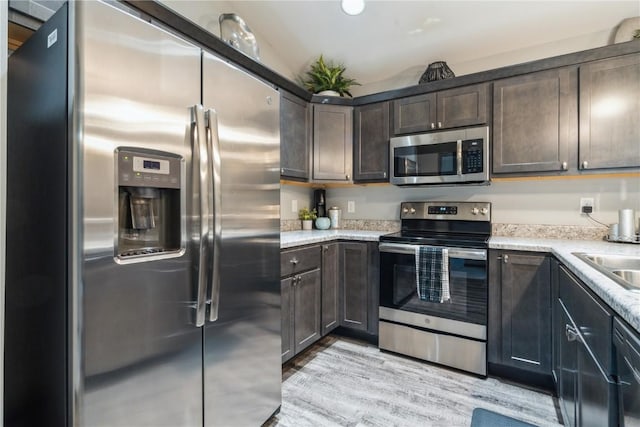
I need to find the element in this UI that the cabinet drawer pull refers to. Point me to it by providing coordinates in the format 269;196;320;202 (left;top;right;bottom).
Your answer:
346;174;350;180
383;172;387;178
503;254;509;263
430;123;436;129
290;257;299;265
582;160;589;169
561;161;567;170
566;324;579;342
437;121;442;128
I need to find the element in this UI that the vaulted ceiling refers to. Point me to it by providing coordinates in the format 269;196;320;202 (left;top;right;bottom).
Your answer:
203;1;640;95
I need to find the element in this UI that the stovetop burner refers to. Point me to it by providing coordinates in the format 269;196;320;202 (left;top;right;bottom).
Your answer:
380;201;492;248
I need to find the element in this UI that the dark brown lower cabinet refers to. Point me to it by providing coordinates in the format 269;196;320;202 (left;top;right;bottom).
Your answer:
281;240;379;363
488;250;552;380
280;277;294;363
554;264;616;427
340;242;369;331
280;246;322;363
321;243;339;335
280;268;322;363
293;269;322;353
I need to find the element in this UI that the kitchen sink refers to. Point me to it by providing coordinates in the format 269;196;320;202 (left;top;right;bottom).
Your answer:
573;253;640;292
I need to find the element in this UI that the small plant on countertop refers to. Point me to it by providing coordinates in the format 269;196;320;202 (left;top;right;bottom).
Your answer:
301;55;360;97
298;207;318;221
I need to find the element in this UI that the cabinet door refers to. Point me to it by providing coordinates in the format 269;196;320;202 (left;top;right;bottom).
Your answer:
392;93;437;135
558;302;578;427
353;102;390;182
579;53;640;170
366;242;380;335
339;242;368;331
321;243;339;335
493;67;576;174
436;83;489;129
281;278;294;363
313;104;353;181
280;91;310;180
495;252;551;374
293;268;321;354
576;344;616;427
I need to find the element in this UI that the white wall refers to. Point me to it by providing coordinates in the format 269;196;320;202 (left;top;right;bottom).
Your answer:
353;28;614;96
1;1;7;421
282;176;640;227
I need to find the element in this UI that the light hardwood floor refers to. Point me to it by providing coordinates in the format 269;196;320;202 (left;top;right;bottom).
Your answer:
266;336;562;427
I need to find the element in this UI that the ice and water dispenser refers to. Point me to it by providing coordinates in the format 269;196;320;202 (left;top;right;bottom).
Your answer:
116;148;183;260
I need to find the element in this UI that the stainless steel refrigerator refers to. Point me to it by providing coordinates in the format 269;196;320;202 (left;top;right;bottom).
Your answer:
5;1;281;426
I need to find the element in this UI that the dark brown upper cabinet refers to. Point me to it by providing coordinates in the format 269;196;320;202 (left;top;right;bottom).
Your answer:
579;53;640;170
392;83;489;135
312;104;354;182
492;67;577;175
280;91;310;180
353;102;390;182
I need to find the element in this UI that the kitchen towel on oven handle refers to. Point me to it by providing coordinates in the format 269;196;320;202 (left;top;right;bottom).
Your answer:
415;246;450;303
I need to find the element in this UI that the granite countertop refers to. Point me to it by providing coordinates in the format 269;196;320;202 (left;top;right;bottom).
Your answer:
280;229;387;249
281;230;640;332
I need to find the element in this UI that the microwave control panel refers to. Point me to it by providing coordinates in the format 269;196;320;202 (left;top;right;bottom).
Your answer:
461;139;483;174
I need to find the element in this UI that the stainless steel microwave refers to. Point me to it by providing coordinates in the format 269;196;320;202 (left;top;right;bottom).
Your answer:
390;126;490;186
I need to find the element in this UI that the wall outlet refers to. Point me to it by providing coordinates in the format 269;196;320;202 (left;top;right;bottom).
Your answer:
291;199;298;213
580;197;594;214
347;200;355;213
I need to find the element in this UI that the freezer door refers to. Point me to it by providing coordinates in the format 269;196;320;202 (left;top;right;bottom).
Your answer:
76;2;203;425
202;52;282;426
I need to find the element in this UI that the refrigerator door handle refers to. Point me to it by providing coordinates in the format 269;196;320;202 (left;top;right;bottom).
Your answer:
206;108;222;322
192;104;210;327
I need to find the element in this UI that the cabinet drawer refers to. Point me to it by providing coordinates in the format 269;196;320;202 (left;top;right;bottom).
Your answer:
559;265;612;372
281;246;321;278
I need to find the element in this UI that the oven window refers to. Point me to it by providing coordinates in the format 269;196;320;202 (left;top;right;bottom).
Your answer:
393;141;457;177
380;251;487;325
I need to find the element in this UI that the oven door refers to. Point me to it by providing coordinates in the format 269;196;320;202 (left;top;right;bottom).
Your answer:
379;242;487;326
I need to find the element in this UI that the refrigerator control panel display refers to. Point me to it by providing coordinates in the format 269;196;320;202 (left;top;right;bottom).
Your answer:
133;156;169;174
117;148;181;190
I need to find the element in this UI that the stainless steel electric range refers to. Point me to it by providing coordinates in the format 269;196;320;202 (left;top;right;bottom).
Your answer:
378;201;491;376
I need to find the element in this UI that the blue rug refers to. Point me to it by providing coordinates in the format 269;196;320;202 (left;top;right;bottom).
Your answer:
470;408;538;427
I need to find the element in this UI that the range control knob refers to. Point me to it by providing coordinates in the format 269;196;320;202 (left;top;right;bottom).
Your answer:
402;207;409;214
410;208;416;214
480;208;489;215
471;207;479;215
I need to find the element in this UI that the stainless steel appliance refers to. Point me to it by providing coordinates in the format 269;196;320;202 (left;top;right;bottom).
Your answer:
5;2;281;426
314;189;326;218
390;126;489;186
378;201;491;375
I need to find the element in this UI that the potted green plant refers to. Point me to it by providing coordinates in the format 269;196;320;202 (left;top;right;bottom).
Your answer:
301;55;360;98
298;207;317;230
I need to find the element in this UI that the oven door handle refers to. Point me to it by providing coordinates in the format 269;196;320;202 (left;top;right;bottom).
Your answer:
378;242;487;260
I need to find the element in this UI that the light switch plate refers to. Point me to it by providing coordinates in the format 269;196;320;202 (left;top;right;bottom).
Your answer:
348;201;355;213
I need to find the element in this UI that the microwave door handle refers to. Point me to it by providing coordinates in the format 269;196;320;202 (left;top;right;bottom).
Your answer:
206;109;222;323
192;105;209;328
456;140;462;176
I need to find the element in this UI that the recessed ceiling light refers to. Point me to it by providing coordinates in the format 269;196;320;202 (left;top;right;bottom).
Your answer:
341;0;365;16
